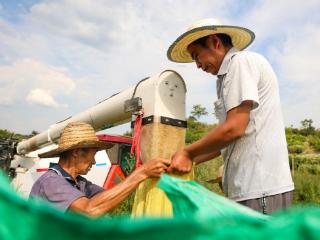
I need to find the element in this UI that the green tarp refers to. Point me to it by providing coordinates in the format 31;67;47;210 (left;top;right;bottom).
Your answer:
1;172;320;240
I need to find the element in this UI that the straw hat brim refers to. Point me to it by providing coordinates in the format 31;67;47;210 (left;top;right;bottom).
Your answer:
38;140;114;158
167;25;255;63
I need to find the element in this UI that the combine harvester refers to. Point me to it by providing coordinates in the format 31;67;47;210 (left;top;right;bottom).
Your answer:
5;70;188;214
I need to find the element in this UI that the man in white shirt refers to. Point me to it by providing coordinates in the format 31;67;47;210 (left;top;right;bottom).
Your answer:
166;18;294;214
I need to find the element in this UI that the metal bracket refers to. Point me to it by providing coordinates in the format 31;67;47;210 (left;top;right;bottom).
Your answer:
124;97;142;113
142;116;154;126
131;115;187;128
130;115;153;128
160;116;187;128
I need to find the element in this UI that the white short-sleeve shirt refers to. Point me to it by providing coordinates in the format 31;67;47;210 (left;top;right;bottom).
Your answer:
214;48;294;201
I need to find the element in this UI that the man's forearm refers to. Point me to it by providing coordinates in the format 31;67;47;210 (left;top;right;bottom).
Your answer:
185;122;238;159
85;169;147;216
193;150;221;164
185;102;251;159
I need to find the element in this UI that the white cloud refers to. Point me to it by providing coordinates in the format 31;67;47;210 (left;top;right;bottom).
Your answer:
26;88;65;108
0;58;76;106
273;25;320;85
1;0;320;133
24;0;232;51
18;0;231;110
243;0;320;42
269;23;320;127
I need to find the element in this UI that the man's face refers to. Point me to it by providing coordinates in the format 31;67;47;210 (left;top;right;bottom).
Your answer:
187;37;224;75
77;148;97;175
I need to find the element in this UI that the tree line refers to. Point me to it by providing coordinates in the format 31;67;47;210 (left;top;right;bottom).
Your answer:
1;105;319;208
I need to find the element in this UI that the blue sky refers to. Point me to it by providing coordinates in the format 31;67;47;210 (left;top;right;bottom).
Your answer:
0;0;320;134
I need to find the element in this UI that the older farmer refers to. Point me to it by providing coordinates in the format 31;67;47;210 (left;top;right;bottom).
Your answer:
167;18;294;214
30;122;169;217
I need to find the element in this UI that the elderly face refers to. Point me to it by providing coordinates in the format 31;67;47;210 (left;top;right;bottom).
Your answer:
76;148;97;175
187;35;225;75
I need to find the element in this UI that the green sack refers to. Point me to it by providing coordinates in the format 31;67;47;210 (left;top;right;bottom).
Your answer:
158;174;269;220
1;171;320;240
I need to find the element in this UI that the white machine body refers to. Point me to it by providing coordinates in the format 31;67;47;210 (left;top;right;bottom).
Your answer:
11;70;187;197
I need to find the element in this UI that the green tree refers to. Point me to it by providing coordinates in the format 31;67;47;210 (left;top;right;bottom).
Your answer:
300;119;315;135
0;129;33;141
301;119;314;129
0;129;14;139
30;130;39;136
186;117;215;144
123;130;133;137
190;104;208;120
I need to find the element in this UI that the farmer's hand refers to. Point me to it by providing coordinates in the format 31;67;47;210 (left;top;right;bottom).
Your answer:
139;158;171;178
167;149;193;173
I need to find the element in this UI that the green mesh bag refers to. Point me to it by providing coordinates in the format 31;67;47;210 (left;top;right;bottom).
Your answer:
1;171;320;240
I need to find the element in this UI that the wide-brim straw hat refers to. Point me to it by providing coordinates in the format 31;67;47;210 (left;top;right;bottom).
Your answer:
167;18;255;63
39;122;114;158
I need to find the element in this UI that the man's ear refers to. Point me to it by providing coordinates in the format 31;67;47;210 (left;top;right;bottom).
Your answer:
71;149;79;158
208;34;220;50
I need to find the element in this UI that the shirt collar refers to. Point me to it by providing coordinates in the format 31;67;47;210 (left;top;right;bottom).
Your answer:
217;47;239;77
49;162;75;182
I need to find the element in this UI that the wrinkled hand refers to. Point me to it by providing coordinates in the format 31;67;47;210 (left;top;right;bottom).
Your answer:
140;158;171;178
167;149;193;173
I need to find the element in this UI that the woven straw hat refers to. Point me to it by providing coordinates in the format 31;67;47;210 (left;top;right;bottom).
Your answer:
39;122;113;158
167;18;255;63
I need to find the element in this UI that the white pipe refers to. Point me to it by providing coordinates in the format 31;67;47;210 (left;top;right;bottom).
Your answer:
17;70;187;155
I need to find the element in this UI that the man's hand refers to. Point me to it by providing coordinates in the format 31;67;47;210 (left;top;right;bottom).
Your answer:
139;158;171;178
167;149;193;173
